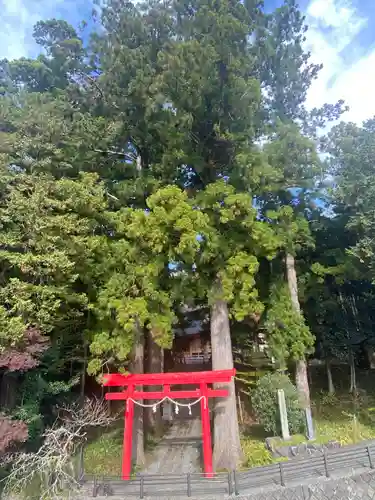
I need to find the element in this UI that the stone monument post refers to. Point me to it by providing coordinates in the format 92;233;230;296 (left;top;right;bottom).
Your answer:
277;389;290;440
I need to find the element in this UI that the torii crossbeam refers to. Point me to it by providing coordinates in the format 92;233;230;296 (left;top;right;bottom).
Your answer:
103;369;235;480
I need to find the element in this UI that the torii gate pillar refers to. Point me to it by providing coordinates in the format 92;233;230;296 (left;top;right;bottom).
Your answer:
103;369;235;480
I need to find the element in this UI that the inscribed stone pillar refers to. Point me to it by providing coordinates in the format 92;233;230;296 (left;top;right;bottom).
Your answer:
277;389;290;440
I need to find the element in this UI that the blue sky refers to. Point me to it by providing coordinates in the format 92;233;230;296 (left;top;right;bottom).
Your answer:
1;0;375;125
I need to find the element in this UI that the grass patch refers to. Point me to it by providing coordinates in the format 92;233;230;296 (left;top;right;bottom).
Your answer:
84;421;170;476
314;418;375;445
241;388;375;469
84;426;123;476
267;434;308;449
241;436;273;468
312;390;375;445
240;424;286;468
241;436;289;468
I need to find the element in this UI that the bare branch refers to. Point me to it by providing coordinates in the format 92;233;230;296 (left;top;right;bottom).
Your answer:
106;191;120;202
0;398;117;499
77;71;120;111
93;148;136;162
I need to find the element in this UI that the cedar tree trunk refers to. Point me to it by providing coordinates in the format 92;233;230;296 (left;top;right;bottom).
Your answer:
326;359;335;394
286;253;312;409
145;329;164;437
211;294;243;470
130;325;145;467
80;339;88;405
349;351;357;393
0;371;17;409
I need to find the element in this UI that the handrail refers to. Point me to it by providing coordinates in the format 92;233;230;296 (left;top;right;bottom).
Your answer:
85;440;375;498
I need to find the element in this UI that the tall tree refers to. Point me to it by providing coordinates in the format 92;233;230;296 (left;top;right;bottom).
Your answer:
87;0;186;205
325;119;375;278
0;19;85;94
0;163;113;439
261;122;318;409
152;0;270;467
304;118;375;391
128;182;279;469
193;181;279;468
253;0;346;408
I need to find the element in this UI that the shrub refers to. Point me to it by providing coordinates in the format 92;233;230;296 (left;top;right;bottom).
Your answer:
241;435;274;468
251;372;305;435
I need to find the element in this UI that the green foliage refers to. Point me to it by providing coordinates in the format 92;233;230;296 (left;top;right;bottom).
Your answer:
0;306;25;349
325;119;375;280
84;427;123;476
241;435;274;468
14;371;80;441
193;181;280;320
1;19;84;93
311;388;375;446
242;381;375;470
0;171;107;336
252;372;305;435
0;92;120;179
265;281;314;364
87;185;206;373
12;402;43;444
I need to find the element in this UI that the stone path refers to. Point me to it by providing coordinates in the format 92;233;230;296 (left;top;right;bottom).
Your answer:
143;418;202;474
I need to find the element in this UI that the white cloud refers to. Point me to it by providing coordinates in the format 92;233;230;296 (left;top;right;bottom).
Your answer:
1;0;40;59
0;0;91;60
305;0;375;124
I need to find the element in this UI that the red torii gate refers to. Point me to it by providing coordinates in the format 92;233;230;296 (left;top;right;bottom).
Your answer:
103;369;235;480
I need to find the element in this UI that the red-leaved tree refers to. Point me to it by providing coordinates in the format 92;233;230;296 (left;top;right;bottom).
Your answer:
0;326;49;372
0;414;28;455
